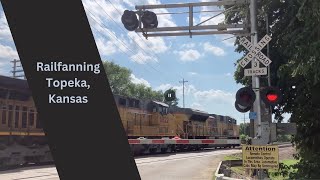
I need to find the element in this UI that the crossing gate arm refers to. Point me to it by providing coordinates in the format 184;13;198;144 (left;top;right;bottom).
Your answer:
128;139;240;145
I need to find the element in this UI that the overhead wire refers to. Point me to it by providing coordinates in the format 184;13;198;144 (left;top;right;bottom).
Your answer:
87;0;182;85
86;13;169;86
84;6;176;86
104;0;185;80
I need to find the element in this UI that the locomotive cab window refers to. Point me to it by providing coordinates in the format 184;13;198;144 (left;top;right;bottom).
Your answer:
15;106;20;128
119;98;126;106
129;99;134;107
8;105;13;128
29;109;35;127
22;106;28;128
36;113;42;129
0;88;8;99
134;100;140;108
9;91;30;101
1;104;7;125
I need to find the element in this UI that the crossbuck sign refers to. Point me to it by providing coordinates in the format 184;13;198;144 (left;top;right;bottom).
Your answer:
239;35;272;76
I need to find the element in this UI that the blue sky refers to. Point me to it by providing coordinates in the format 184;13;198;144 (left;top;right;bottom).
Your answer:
0;0;291;124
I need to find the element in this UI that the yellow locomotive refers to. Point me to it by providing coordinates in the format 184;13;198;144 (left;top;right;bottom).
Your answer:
0;76;51;168
114;94;239;140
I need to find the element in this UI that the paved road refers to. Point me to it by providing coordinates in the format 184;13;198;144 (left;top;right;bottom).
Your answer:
136;149;240;180
0;148;240;180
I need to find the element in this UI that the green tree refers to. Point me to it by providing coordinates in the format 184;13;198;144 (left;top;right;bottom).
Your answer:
239;123;249;135
103;61;168;102
224;0;320;178
103;61;132;96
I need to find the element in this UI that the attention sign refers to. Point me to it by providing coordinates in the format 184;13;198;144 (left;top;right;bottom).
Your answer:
242;145;279;169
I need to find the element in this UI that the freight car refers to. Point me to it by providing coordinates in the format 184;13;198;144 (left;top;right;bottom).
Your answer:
0;75;240;168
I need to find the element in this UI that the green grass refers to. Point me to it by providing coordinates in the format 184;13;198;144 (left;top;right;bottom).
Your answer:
212;175;216;180
231;166;246;176
222;154;246;178
223;154;242;161
282;159;299;166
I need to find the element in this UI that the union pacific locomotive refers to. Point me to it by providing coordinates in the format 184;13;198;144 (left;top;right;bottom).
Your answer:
114;95;239;154
0;75;239;167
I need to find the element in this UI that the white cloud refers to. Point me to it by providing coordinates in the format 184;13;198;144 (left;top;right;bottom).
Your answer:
0;43;19;76
224;73;232;77
130;74;151;87
0;12;12;41
92;26;130;55
174;49;201;62
0;44;18;59
96;38;117;56
199;14;225;26
197;3;225;26
186;17;198;25
191;102;204;110
203;42;225;56
127;32;168;54
155;84;197;97
180;43;196;49
130;51;156;64
156;83;235;110
219;35;236;47
83;0;171;64
155;83;172;91
83;0;125;25
188;72;198;76
194;89;234;105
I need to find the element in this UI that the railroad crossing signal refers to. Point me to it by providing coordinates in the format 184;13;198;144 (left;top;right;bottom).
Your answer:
261;86;283;106
121;10;139;31
239;34;272;76
121;10;158;31
234;87;256;113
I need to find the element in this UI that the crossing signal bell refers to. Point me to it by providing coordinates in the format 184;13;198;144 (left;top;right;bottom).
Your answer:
164;89;176;102
261;86;282;106
235;87;256;113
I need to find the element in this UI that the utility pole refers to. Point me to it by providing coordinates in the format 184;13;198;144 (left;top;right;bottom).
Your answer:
250;0;262;141
11;59;25;79
244;113;246;135
266;12;271;86
251;3;268;179
179;79;188;108
12;59;17;78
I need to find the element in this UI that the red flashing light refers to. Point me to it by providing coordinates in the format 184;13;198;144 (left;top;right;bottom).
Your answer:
267;93;278;102
261;86;283;106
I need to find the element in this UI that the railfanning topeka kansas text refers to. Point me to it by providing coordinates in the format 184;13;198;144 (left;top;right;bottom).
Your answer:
37;61;101;104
